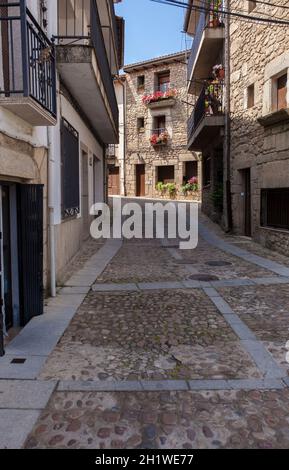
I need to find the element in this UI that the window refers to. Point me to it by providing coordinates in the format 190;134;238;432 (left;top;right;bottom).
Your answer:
261;188;289;230
203;156;211;186
154;115;166;135
137;117;145;132
157;71;170;92
247;84;255;108
276;74;287;111
158;165;175;184
137;75;145;91
184;161;198;183
61;119;80;219
248;1;256;13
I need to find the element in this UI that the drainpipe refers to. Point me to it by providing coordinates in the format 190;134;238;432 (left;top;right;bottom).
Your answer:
47;126;56;297
223;0;232;232
117;76;126;196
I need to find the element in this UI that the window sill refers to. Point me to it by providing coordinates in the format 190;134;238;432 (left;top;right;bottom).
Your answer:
258;108;289;127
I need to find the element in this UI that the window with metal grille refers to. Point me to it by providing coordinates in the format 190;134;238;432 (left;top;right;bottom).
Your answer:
261;188;289;230
61;119;80;219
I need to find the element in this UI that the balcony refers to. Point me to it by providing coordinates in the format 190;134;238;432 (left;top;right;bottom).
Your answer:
56;0;119;143
188;81;225;151
142;85;177;109
150;128;169;147
187;4;225;94
0;2;57;126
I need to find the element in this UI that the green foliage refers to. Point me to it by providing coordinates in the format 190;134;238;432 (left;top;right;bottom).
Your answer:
156;181;165;192
166;183;177;195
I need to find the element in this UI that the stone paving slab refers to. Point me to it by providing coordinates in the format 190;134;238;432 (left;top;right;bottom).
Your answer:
92;283;139;292
0;409;41;449
0;380;56;409
0;355;46;380
24;389;289;449
58;287;91;295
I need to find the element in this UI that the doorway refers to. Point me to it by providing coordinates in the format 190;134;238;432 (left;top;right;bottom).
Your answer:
108;167;120;195
136;164;145;197
0;185;13;331
242;168;251;237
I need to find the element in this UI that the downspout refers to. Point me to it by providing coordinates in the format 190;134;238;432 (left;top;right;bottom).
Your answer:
118;77;126;196
47;126;56;297
224;0;232;231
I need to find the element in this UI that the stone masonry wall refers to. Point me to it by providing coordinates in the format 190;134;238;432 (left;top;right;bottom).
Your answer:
230;0;289;255
125;54;201;198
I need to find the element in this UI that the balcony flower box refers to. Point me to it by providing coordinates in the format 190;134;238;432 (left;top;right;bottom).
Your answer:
142;88;177;106
150;131;169;146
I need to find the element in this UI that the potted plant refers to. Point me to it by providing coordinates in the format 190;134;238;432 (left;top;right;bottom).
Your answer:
150;130;169;146
212;64;225;81
166;183;177;198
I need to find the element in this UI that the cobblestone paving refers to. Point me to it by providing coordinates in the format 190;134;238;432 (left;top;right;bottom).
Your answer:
177;239;273;280
27;207;289;448
40;289;260;381
96;246;189;283
25;389;289;449
219;285;289;376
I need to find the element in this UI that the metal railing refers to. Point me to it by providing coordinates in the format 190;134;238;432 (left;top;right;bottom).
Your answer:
187;1;224;81
188;81;224;140
56;0;118;129
0;2;57;117
151;127;167;136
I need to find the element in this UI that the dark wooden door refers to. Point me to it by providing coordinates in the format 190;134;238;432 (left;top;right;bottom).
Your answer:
1;185;13;330
17;184;44;326
108;167;120;195
136;164;145;197
244;168;251;237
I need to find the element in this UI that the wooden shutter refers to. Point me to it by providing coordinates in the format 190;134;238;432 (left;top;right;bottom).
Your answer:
17;184;44;326
277;74;287;110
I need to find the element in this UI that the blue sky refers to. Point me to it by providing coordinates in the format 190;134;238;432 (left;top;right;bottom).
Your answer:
115;0;191;66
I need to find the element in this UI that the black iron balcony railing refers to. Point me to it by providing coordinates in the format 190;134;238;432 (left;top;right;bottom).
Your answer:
56;0;118;129
0;2;57;117
188;81;224;139
187;1;224;81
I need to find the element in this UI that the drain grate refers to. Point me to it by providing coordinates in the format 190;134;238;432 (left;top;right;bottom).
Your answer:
11;358;26;365
205;261;232;267
189;274;219;281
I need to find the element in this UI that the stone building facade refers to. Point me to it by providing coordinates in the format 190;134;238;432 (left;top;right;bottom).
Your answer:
185;0;289;256
0;0;123;354
230;0;289;254
123;52;201;199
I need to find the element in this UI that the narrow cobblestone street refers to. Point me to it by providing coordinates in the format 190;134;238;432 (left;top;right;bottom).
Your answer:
11;200;288;449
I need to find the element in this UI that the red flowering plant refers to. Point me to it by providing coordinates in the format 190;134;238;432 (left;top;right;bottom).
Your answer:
181;176;199;194
150;131;169;146
142;88;177;105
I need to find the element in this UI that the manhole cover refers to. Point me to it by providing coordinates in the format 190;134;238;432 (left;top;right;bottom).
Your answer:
189;274;219;281
205;261;232;267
